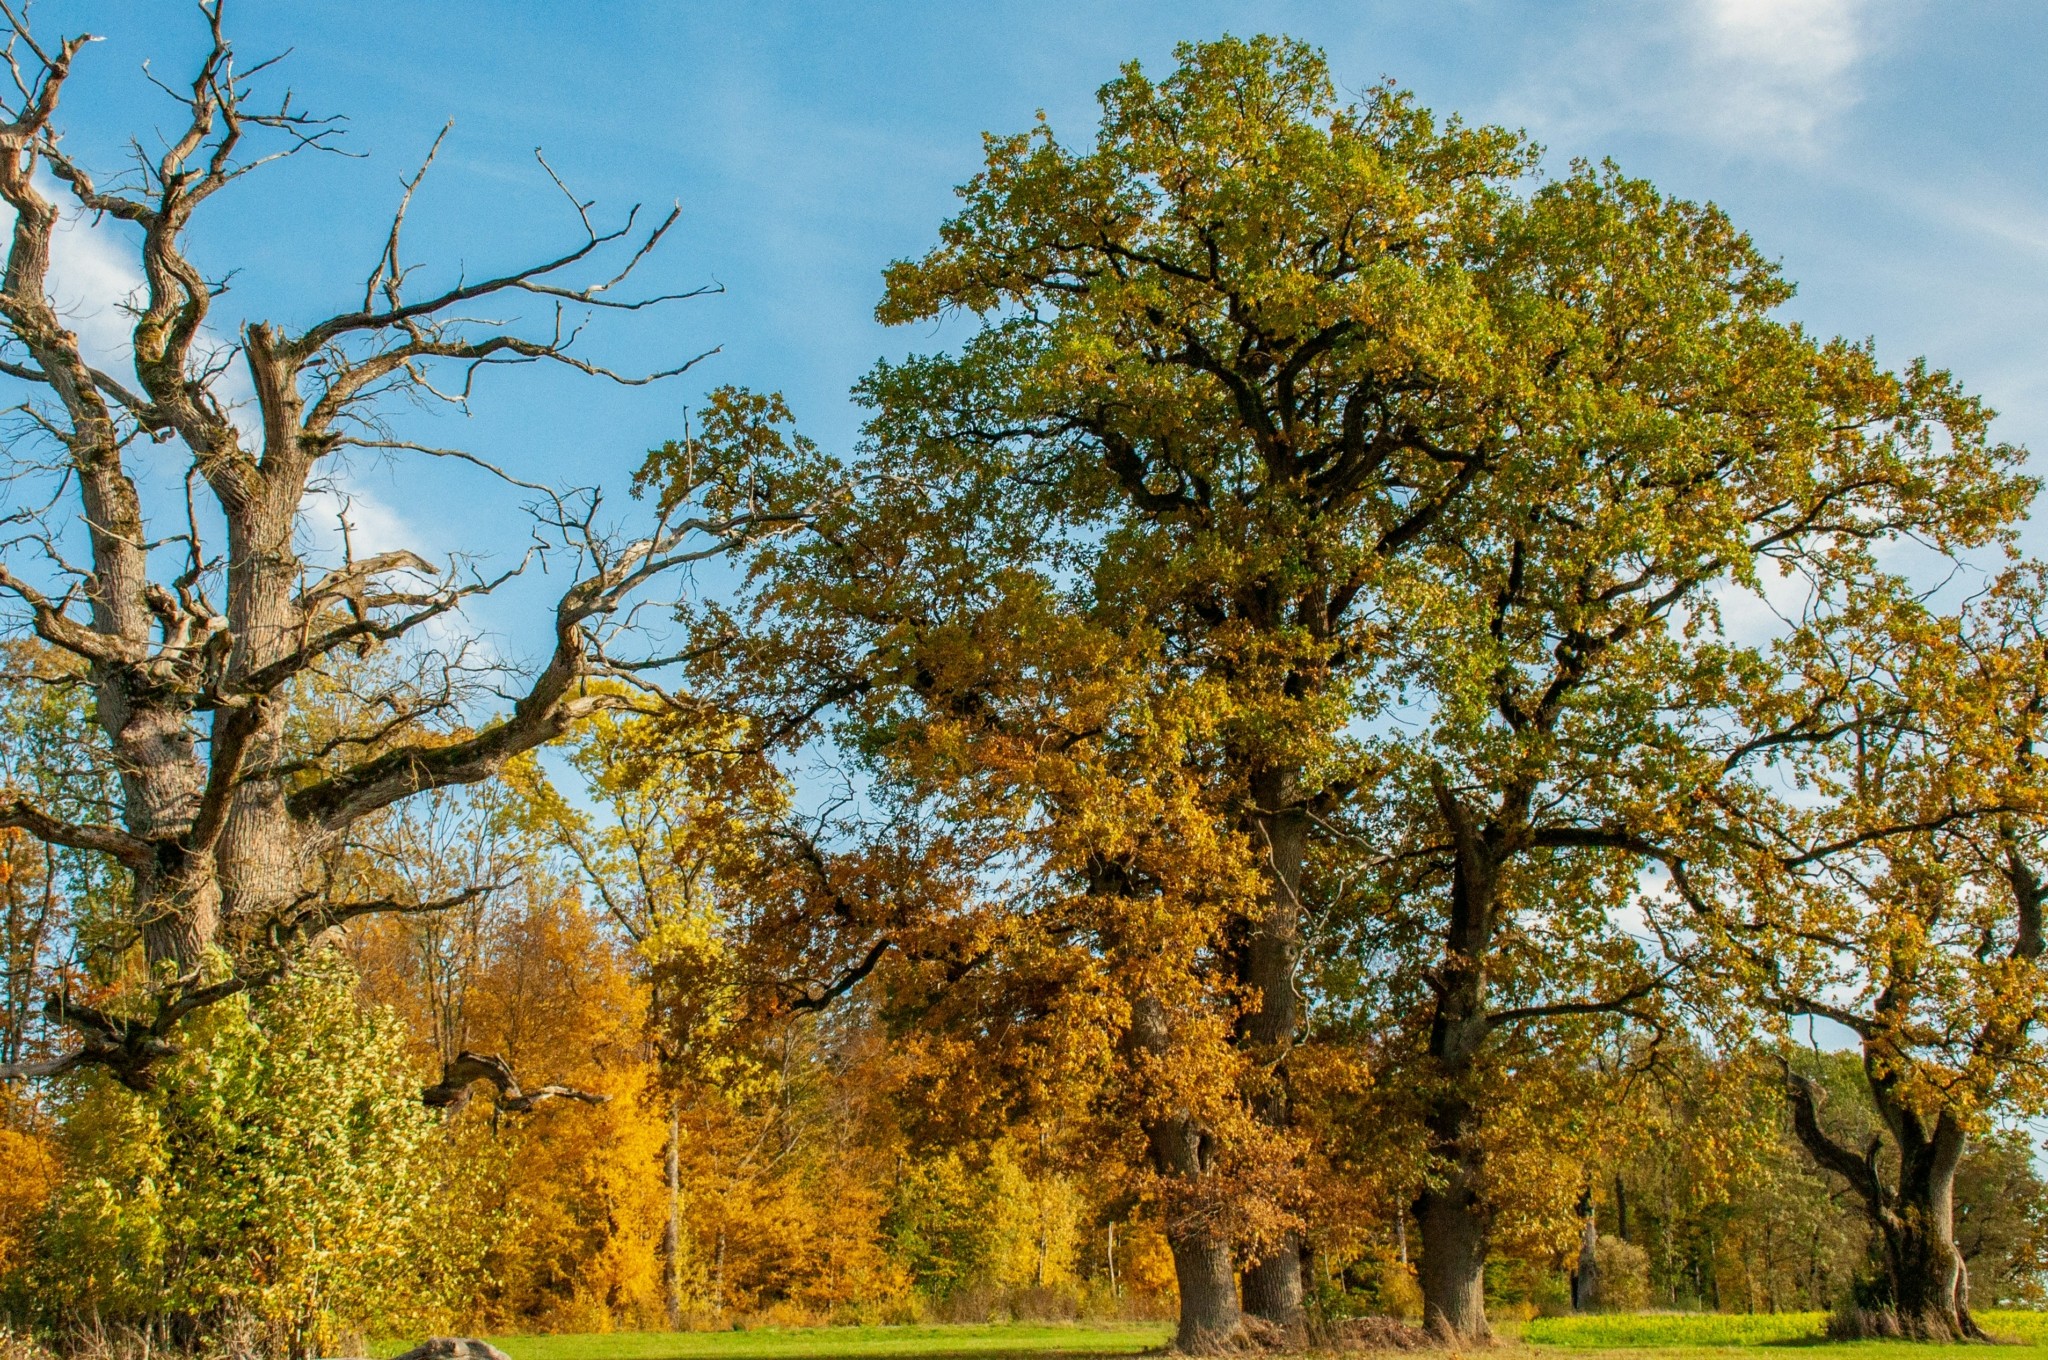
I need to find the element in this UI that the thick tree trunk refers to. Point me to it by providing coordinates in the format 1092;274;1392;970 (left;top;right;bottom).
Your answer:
1787;1066;1984;1341
1240;1238;1303;1333
1235;765;1307;1331
1413;789;1501;1342
137;850;223;971
213;440;313;947
1879;1116;1980;1340
1416;1163;1490;1342
1171;1229;1245;1353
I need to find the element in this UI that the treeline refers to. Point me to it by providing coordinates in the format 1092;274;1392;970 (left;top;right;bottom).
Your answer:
3;750;2042;1340
1;12;2047;1360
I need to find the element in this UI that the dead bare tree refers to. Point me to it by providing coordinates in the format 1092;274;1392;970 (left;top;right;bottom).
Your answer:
0;4;804;1107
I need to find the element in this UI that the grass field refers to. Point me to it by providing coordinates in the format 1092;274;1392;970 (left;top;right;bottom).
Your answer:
375;1322;1173;1360
379;1310;2048;1359
1524;1309;2048;1350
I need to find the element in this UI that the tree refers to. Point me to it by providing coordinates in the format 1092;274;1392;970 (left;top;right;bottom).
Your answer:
746;35;1556;1344
1724;569;2048;1339
792;30;2030;1342
1308;158;2025;1337
0;5;803;1099
530;700;792;1326
0;642;118;1077
1953;1127;2048;1309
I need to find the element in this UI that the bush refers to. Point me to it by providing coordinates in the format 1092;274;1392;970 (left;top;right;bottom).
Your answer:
1315;1246;1421;1322
1590;1235;1650;1312
885;1139;1085;1310
19;957;456;1355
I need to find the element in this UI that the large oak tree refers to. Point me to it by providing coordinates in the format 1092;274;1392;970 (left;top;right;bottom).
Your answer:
1720;570;2048;1339
1323;163;2026;1338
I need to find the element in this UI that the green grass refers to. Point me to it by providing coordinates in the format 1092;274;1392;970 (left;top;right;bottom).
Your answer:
373;1310;2048;1360
1524;1313;1830;1347
373;1321;1172;1360
1523;1308;2048;1352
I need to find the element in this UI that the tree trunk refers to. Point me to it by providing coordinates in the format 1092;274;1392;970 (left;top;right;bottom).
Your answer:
1412;786;1501;1343
137;848;223;972
1416;1161;1490;1342
1235;765;1307;1331
212;433;313;948
1572;1190;1599;1312
665;1099;683;1329
1879;1115;1980;1340
1130;993;1246;1352
1240;1237;1303;1334
1786;1068;1984;1341
1171;1228;1245;1353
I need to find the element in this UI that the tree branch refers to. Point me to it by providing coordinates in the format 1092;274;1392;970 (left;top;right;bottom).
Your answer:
421;1050;610;1115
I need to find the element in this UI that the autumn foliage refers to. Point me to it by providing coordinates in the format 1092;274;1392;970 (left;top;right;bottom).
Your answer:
0;14;2046;1360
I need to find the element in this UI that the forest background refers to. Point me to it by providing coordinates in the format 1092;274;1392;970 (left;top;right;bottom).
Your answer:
4;2;2048;1359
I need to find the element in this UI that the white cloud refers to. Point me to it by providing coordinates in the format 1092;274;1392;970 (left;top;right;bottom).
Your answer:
1689;0;1866;147
300;476;424;563
37;199;143;373
1495;0;1875;159
1704;558;1821;647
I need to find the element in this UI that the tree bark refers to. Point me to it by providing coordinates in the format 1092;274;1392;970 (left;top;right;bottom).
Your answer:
1412;784;1501;1342
1878;1113;1978;1339
1240;1244;1303;1335
1416;1164;1491;1342
1171;1230;1245;1353
1235;765;1307;1332
1130;994;1246;1352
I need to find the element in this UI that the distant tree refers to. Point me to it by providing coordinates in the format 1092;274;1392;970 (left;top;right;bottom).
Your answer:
0;643;117;1076
1608;1044;1868;1312
0;5;805;1102
1953;1128;2048;1309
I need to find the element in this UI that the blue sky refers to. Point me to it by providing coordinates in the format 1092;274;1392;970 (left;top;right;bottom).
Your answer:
13;0;2048;643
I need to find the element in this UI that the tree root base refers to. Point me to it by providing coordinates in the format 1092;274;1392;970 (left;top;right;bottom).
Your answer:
1172;1315;1480;1354
1315;1316;1440;1350
1173;1316;1293;1355
1827;1307;1992;1344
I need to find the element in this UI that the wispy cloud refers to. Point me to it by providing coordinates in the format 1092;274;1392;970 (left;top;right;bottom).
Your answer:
40;200;143;371
1690;0;1867;146
1496;0;1875;159
300;476;426;562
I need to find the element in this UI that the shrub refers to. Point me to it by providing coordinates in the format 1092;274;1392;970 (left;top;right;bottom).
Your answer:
21;957;454;1356
1590;1235;1650;1312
